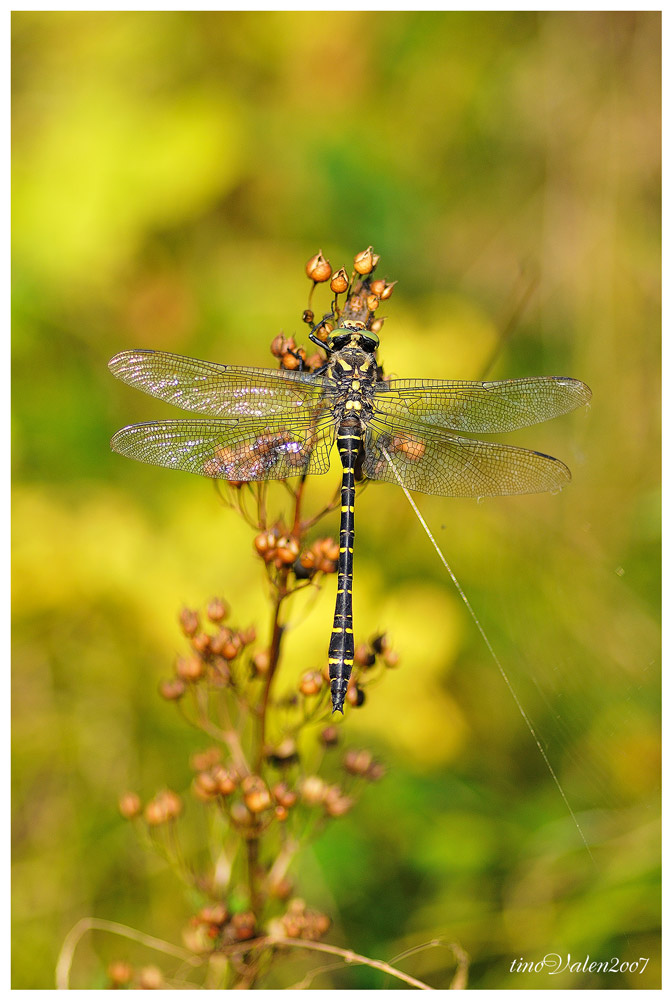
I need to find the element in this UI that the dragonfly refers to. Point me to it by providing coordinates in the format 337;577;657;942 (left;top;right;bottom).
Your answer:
109;320;591;713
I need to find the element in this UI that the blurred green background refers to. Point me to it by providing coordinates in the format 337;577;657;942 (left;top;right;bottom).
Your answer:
12;11;660;989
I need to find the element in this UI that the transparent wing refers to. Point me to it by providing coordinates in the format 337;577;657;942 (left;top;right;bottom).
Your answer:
111;413;337;481
363;420;572;497
373;377;591;434
109;350;332;417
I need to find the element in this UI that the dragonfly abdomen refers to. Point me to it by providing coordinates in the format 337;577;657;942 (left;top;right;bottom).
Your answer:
328;416;362;713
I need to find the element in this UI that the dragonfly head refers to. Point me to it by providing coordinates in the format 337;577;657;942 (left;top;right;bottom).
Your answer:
328;321;380;355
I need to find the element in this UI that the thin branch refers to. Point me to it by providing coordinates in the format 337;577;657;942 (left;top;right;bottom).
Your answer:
55;917;202;989
217;935;434;990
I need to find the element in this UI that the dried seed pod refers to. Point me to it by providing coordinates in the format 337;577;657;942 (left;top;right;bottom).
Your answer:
353;246;375;275
330;267;349;294
118;792;142;820
241;775;272;813
159;678;186;700
380;280;396;300
190;633;211;657
231;912;256;941
320;726;339;747
176;656;204;682
206;597;229;623
323;786;355;818
354;642;376;668
193;771;219;800
212;766;238;796
138;965;164;989
305;251;332;283
199;902;228;926
107;961;133;986
299;670;324;696
179;607;199;637
264;737;299;766
343;748;373;776
300;775;327;805
273;782;298;809
346;684;366;707
252;650;271;675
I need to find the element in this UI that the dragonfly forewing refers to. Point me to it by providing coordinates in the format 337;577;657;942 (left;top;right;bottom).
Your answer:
109;350;330;418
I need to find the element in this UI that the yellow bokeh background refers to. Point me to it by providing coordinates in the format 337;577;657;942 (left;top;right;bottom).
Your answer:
12;11;660;989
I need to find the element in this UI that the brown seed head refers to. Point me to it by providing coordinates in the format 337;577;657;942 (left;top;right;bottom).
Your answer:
330;267;349;294
270;333;285;358
302;308;314;325
156;789;182;820
193;771;219;800
231;911;256;941
346;684;366;707
319;537;340;562
353;246;375;275
176;656;204;682
238;625;256;646
380;280;396;301
354;642;376;668
108;961;133;986
118;792;142;820
190;633;211;657
269;876;293;900
138;965;164;989
159;677;186;700
320;725;339;747
207;597;229;623
264;737;298;765
273;782;298;809
230;801;254;827
370;317;385;334
199;902;228;926
299;670;324;697
241;775;272;814
367;761;386;781
192;752;218;776
252;650;271;676
305;251;332;283
179;607;200;637
383;649;400;668
371;633;389;654
213;765;238;796
324;787;355;818
343;748;373;776
369;278;386;296
300;775;327;805
366;294;380;313
144;798;167;826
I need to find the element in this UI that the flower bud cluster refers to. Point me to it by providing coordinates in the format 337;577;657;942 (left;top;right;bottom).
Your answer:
280;898;331;941
161;602;257;700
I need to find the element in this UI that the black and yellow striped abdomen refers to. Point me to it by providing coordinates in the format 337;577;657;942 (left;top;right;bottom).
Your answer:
328;415;362;713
